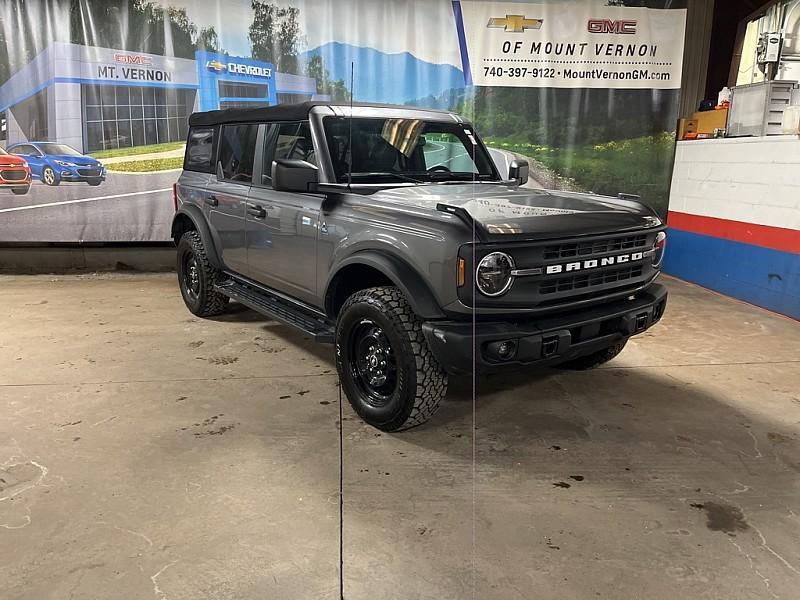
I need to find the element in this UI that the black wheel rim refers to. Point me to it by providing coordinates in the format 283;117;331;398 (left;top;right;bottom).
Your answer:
349;319;398;407
182;251;201;303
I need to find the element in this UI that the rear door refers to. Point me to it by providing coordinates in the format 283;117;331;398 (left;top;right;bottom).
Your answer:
246;121;321;304
204;123;259;276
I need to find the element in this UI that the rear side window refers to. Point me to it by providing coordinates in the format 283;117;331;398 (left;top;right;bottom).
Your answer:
218;123;258;183
11;144;36;156
184;127;215;173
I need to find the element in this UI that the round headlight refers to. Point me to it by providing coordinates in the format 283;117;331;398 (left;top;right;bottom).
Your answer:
652;232;667;267
476;252;515;297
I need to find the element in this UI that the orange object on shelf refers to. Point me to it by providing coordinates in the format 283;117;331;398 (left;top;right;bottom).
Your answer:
693;108;728;134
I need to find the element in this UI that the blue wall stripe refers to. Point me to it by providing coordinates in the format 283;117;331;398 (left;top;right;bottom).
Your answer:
664;229;800;320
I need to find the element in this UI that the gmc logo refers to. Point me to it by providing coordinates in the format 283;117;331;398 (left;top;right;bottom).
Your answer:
588;19;637;34
114;53;153;65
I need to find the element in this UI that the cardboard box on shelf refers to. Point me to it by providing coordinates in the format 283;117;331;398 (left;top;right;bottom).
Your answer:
693;108;728;134
678;118;698;140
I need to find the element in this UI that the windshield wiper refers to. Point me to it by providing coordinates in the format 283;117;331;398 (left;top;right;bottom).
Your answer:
346;172;424;184
428;172;494;183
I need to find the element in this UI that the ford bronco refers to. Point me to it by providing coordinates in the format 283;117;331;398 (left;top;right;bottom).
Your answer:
172;102;667;431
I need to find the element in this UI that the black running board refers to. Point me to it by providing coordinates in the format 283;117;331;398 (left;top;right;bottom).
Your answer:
214;279;335;343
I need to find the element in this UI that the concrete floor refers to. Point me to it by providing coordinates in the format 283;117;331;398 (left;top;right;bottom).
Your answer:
1;274;799;599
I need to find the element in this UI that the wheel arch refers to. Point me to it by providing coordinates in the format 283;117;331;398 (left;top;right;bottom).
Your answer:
171;204;224;270
324;251;445;320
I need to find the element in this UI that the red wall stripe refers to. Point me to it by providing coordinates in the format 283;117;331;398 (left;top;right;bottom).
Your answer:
667;211;800;255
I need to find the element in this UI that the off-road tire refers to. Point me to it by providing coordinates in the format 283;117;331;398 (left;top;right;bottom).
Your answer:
176;230;229;317
336;286;448;432
556;340;628;370
12;186;30;195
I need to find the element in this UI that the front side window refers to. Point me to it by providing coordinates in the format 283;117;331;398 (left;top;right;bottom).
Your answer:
261;121;316;185
184;127;215;173
323;117;499;184
218;123;258;183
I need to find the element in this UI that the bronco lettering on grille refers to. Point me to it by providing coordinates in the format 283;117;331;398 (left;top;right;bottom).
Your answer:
545;251;650;275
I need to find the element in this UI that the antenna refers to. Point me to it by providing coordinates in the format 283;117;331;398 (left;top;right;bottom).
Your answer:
347;61;354;192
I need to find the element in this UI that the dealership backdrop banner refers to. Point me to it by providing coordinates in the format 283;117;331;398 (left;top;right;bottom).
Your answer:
0;0;686;243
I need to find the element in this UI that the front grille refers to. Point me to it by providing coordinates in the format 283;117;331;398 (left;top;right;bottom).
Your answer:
543;234;648;260
78;168;101;176
1;169;27;181
539;265;644;295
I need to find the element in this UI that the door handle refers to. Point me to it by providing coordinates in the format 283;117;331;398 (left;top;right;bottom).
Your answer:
247;203;267;219
205;195;218;207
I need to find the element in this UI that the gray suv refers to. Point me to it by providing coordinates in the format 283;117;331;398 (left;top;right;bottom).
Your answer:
172;101;668;431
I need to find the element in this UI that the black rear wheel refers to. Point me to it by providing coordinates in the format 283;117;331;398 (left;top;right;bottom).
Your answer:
336;286;447;431
176;231;229;317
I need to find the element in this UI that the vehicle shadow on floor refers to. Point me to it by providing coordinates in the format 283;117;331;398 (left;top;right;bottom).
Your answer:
210;303;337;367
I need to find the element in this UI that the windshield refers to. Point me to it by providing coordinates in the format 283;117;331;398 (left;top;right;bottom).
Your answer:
37;143;82;156
323;117;500;184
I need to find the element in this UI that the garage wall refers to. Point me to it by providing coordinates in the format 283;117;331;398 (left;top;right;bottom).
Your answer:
664;137;800;319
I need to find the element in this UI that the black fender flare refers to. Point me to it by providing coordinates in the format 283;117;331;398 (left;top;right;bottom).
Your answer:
325;251;446;320
171;204;224;270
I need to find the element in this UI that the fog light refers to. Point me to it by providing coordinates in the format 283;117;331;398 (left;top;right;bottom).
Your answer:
486;340;517;361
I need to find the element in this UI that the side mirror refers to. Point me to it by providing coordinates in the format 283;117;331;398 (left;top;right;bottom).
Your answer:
509;159;529;186
272;159;319;193
216;161;224;181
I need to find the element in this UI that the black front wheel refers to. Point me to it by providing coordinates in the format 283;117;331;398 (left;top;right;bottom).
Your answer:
176;231;229;317
336;286;448;431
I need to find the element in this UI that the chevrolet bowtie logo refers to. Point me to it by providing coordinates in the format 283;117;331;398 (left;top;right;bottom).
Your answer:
206;60;227;73
487;15;544;33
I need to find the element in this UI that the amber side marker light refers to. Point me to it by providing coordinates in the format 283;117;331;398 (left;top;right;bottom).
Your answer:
457;257;466;287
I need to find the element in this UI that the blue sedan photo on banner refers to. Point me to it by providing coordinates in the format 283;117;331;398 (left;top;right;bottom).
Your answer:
0;0;686;242
7;142;106;186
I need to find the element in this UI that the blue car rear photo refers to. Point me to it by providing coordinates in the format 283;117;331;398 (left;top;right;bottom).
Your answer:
7;142;106;186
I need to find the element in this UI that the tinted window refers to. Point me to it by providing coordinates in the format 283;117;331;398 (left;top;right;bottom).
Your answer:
218;124;258;183
11;144;36;156
261;121;315;185
323;117;499;184
38;143;82;156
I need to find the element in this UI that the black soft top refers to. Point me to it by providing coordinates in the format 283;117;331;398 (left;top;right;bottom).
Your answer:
188;101;454;127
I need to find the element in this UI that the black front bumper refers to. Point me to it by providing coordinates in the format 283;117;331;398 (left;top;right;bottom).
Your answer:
422;283;668;374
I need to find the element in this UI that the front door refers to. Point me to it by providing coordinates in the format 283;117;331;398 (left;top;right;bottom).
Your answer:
246;121;320;304
205;123;259;276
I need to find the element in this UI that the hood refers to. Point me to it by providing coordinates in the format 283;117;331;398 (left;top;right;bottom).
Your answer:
49;154;100;166
372;183;662;240
0;153;28;166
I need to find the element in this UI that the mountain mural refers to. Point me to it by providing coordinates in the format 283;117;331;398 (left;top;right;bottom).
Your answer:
301;42;466;104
